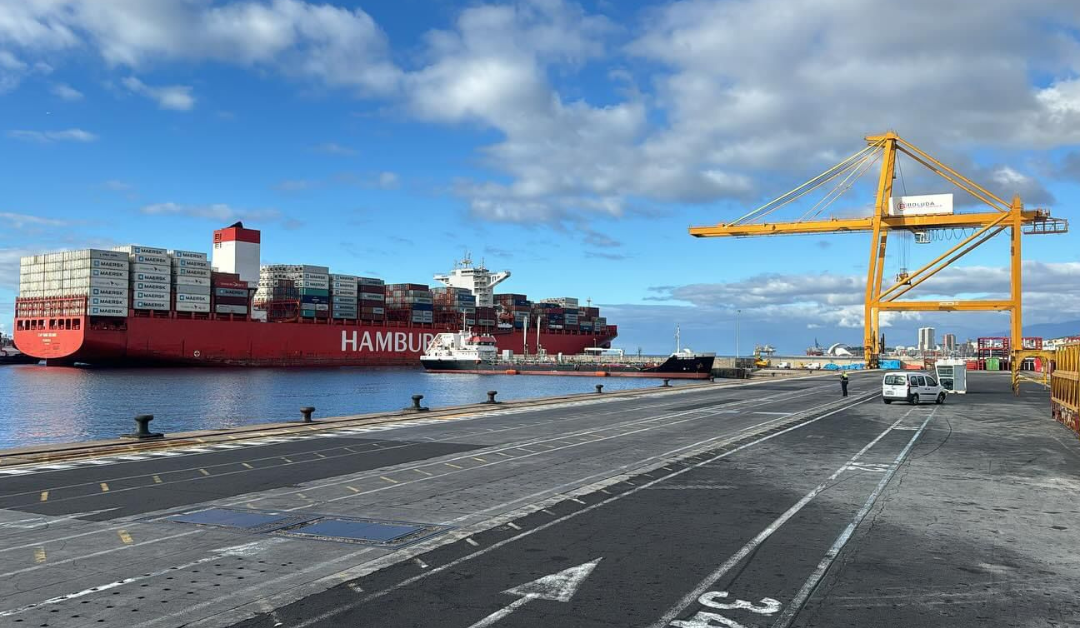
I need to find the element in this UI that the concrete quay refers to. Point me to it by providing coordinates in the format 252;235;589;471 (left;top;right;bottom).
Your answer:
0;372;1077;628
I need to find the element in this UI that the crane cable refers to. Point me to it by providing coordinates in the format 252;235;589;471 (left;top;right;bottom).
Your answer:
801;150;881;222
730;141;882;225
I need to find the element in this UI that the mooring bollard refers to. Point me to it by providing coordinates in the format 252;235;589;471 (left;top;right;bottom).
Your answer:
595;384;604;394
122;414;163;440
486;390;498;404
300;406;316;423
661;379;671;388
404;394;430;412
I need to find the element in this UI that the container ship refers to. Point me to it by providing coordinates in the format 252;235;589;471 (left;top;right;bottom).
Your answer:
12;224;617;367
421;330;714;379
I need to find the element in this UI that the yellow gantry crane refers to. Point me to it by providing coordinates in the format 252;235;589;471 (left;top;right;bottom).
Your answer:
690;132;1068;389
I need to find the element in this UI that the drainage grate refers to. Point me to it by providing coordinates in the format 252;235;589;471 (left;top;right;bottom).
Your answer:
164;508;315;533
274;517;449;547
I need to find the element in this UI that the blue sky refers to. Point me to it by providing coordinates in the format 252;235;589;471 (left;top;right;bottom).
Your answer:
1;0;1079;354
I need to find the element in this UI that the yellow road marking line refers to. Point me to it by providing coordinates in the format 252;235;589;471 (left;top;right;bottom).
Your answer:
227;435;237;440
118;530;133;545
99;482;110;493
472;457;488;463
39;491;48;502
241;462;253;469
445;463;463;469
153;475;162;484
346;486;360;493
34;547;46;563
414;469;433;476
199;468;210;476
380;476;399;484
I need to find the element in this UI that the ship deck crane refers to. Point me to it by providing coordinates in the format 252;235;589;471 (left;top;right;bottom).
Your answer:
689;132;1068;392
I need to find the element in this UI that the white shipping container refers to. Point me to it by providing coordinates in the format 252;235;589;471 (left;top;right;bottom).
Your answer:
92;259;130;271
89;276;129;289
168;249;208;261
315;304;330;312
359;293;385;302
133;272;169;283
214;304;248;315
131;281;170;292
173;259;210;270
114;245;168;256
176;293;211;304
88;305;128;317
173;267;211;278
131;263;173;275
135;290;170;300
214;287;248;298
175;284;211;295
90;287;128;298
176;301;211;313
331;288;358;297
90;296;127;308
93;268;129;279
132;253;171;266
174;275;211;287
133;299;170;311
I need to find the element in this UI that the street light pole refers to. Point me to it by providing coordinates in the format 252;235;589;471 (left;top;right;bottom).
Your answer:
735;309;741;365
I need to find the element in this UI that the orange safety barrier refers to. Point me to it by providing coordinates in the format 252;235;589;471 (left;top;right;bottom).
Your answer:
1051;342;1080;437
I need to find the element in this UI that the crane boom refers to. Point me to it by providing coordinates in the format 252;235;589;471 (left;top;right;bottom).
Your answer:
688;131;1068;392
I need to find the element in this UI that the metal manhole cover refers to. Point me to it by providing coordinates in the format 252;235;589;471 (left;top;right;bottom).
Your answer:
165;508;315;533
274;517;449;547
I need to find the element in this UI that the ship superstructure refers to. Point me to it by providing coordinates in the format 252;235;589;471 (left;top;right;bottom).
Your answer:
433;255;510;308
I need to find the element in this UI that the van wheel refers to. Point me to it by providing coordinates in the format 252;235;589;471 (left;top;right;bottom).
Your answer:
936;393;946;404
910;393;920;405
883;399;892;404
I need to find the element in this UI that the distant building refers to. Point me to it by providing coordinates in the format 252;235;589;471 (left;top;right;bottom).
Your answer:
942;333;957;352
917;327;936;352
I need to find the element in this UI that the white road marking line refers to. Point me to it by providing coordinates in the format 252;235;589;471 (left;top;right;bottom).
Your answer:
465;537;480;547
286;393;876;628
648;409;920;628
0;529;201;579
771;409;938;628
507;522;521;531
0;540;282;618
414;558;429;569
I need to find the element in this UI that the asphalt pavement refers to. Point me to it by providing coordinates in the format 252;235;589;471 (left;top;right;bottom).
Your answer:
1;372;1077;628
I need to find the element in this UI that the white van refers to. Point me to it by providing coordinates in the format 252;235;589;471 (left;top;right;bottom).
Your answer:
882;371;945;405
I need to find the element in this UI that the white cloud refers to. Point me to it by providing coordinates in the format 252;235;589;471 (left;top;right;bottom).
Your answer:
50;82;83;100
0;212;72;229
0;0;399;94
6;128;97;143
377;171;399;189
312;142;356;156
101;179;133;192
122;76;194;110
140;202;281;222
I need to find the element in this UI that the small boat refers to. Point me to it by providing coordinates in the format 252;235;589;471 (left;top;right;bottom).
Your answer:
420;328;714;379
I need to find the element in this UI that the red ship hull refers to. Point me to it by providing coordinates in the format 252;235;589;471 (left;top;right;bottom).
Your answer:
13;313;617;367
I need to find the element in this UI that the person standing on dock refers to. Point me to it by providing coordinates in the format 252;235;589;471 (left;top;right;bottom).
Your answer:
840;371;849;397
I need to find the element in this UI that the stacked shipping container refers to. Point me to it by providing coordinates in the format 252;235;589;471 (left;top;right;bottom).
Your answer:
116;245;172;312
358;277;387;323
169;250;212;313
330;274;358;320
387;283;433;324
19;249;131;317
259;265;330;319
212;272;249;316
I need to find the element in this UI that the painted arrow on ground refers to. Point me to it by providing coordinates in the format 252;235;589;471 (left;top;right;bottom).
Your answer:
466;558;603;628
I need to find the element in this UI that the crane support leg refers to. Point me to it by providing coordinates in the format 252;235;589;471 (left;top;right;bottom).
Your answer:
1011;196;1024;393
864;134;897;367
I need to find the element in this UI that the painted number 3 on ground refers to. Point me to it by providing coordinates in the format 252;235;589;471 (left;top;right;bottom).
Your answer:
670;591;782;628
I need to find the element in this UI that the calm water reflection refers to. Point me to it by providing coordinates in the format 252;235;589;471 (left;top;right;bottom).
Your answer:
0;364;686;449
